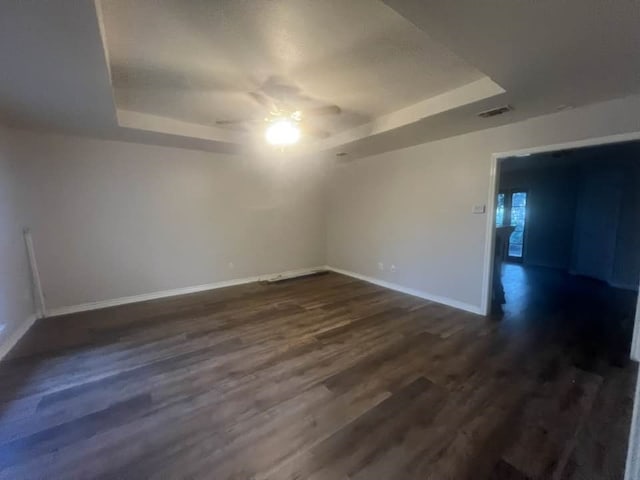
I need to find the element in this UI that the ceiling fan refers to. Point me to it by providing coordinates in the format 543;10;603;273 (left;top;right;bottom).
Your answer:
215;77;342;146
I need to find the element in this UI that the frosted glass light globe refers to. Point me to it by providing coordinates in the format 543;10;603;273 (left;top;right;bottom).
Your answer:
265;119;300;146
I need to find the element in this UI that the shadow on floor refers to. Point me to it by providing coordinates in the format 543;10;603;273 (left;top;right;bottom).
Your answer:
493;263;637;370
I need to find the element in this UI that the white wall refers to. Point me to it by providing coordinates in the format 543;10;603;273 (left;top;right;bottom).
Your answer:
7;129;327;311
0;127;35;353
327;95;640;313
3;94;640;321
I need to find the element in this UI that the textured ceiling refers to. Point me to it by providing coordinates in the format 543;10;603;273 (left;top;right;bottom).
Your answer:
1;0;639;156
100;0;485;137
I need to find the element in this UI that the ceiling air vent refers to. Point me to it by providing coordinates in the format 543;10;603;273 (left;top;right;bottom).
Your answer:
477;105;513;118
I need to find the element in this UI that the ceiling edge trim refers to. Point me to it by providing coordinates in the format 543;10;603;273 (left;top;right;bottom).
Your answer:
318;76;505;151
116;110;245;144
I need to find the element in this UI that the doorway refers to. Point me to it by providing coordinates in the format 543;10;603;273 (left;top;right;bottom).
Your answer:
484;135;640;480
490;140;640;360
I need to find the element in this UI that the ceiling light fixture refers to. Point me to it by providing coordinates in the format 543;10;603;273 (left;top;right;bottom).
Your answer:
265;118;300;146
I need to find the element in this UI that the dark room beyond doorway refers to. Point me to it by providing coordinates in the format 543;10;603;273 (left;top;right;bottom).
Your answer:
492;140;640;367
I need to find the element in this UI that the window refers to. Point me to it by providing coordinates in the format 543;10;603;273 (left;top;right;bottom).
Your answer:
509;192;527;257
496;190;528;260
496;193;505;227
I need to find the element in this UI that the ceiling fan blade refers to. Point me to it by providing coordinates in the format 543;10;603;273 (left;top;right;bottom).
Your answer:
111;64;242;93
265;86;301;102
215;119;246;125
302;105;341;117
215;120;251;133
248;91;274;110
306;127;331;139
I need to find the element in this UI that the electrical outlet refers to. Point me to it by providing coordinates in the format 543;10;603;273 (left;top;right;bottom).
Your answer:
472;204;486;214
390;264;397;272
228;262;235;270
378;262;384;271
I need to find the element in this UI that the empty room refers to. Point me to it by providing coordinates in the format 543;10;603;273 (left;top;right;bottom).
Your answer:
1;1;639;479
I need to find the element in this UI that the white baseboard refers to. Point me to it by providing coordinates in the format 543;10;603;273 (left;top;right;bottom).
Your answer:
0;314;38;362
28;263;482;327
326;266;484;315
264;267;327;283
46;266;327;318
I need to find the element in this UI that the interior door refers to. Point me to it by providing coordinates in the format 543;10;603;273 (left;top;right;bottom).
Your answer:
571;169;622;281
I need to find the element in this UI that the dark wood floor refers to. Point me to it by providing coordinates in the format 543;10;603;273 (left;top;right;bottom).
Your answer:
0;268;636;479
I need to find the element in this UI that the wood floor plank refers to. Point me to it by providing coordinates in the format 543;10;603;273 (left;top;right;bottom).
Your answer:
0;270;635;479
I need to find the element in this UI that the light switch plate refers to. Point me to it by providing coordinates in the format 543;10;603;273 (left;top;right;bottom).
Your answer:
472;205;486;214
